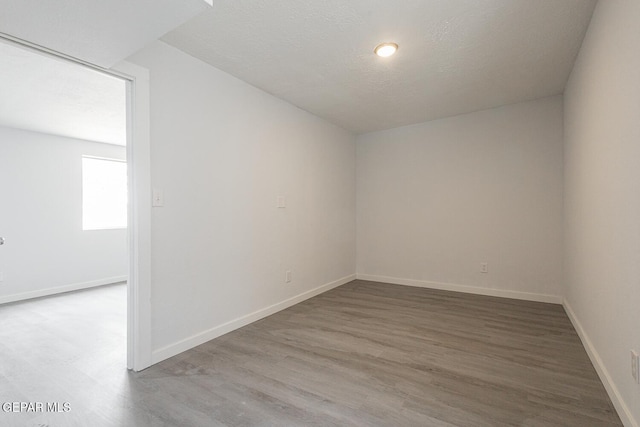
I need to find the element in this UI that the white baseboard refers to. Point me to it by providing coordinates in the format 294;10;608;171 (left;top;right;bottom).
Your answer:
0;276;127;305
151;274;356;365
563;301;637;427
356;274;563;304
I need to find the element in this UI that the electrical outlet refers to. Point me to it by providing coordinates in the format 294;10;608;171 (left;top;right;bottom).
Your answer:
152;189;164;207
632;350;639;383
0;271;3;282
277;196;286;208
285;270;292;283
480;263;488;273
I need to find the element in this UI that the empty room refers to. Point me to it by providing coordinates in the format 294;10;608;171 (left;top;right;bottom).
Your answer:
0;0;638;426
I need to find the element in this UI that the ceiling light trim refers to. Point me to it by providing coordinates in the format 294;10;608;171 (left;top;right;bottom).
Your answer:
374;42;398;57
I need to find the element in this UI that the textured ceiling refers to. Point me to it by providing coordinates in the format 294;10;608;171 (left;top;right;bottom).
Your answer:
0;0;211;67
162;0;597;134
0;41;126;145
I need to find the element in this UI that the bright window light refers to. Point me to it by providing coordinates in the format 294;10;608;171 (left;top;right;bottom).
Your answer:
82;156;127;230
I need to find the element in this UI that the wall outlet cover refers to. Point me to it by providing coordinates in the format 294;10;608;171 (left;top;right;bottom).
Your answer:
152;189;164;207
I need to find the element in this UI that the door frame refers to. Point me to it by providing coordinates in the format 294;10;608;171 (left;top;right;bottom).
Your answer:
0;34;153;371
113;61;152;371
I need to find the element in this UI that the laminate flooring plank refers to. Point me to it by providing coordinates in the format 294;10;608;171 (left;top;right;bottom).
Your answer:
0;280;623;426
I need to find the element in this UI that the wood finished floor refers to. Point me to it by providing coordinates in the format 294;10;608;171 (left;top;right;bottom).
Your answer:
0;280;622;426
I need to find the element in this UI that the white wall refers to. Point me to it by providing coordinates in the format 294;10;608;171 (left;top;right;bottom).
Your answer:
0;126;127;303
356;96;564;302
127;41;356;361
563;0;640;425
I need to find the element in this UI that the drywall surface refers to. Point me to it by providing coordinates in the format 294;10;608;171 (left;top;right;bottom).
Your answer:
356;96;563;301
564;0;640;425
0;40;127;146
162;0;596;134
127;41;356;358
0;0;210;67
0;126;127;303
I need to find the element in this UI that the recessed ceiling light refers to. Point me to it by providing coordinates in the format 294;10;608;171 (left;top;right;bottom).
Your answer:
374;42;398;57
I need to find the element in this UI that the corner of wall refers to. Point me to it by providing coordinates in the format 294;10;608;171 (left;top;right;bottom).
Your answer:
563;300;638;427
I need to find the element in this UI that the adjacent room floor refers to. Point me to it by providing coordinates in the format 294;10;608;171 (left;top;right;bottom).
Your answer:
0;281;622;426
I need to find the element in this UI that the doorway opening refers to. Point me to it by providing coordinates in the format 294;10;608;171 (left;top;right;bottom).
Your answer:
0;36;151;371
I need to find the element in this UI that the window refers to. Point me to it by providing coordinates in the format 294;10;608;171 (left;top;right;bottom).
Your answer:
82;156;127;230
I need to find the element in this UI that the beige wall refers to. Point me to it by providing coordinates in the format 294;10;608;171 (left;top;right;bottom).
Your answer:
357;96;564;302
128;41;356;362
564;0;640;425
